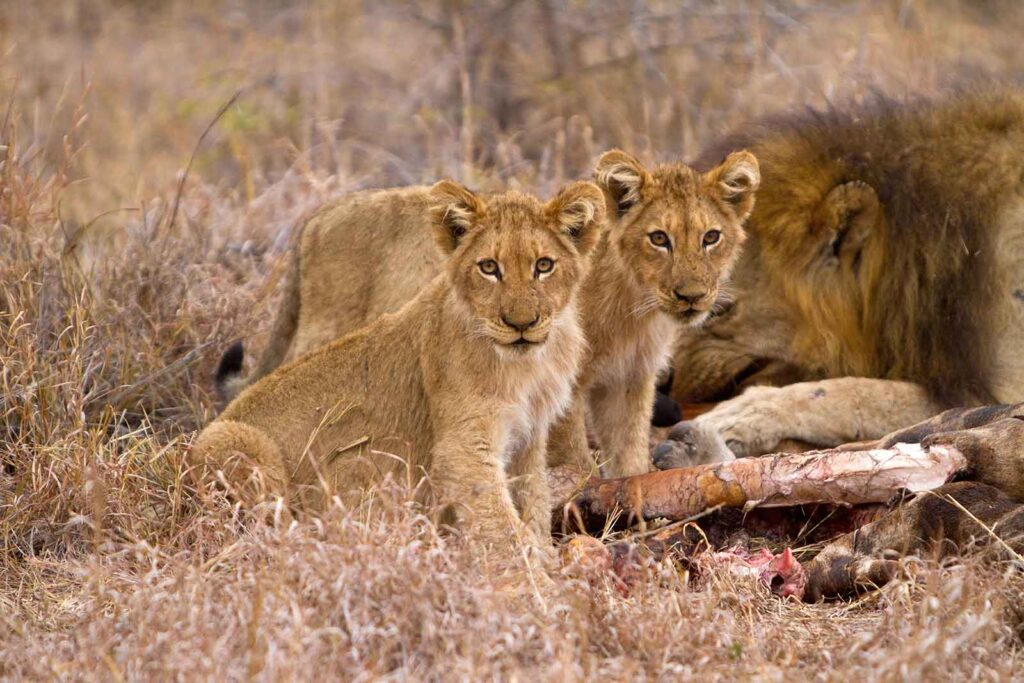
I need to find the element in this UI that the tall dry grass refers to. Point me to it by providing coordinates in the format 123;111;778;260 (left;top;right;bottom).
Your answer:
2;1;1024;679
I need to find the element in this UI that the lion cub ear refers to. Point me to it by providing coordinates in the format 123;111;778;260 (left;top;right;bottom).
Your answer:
545;181;606;257
814;180;881;269
704;150;760;220
429;180;486;255
594;149;652;217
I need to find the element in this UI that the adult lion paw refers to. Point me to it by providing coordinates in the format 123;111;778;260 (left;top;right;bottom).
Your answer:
652;386;797;468
652;420;736;469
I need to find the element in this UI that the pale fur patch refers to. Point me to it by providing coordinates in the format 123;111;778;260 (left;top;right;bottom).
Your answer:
436;203;475;233
595;310;676;388
492;303;584;468
556;198;598;237
718;159;760;200
596;162;644;209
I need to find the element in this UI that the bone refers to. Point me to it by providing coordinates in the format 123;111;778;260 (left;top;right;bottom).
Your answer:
566;443;968;530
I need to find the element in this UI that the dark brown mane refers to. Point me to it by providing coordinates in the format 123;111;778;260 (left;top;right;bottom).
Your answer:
696;90;1024;404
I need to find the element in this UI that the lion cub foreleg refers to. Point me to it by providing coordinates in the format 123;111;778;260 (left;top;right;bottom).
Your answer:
546;395;597;473
588;368;658;478
429;419;530;551
507;428;554;544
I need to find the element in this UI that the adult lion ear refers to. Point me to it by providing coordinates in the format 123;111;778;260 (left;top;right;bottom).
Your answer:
428;180;486;255
594;149;652;217
813;180;881;270
704;150;760;220
546;181;606;257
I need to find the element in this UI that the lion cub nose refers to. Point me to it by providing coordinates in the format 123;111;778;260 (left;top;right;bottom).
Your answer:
501;314;540;332
673;289;706;306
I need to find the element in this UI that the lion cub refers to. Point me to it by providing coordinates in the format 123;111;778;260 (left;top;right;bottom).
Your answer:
551;150;759;476
218;150;758;477
192;180;605;550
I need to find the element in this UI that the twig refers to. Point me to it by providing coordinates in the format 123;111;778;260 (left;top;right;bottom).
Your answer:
2;76;17;132
628;504;724;541
166;88;244;240
91;340;216;407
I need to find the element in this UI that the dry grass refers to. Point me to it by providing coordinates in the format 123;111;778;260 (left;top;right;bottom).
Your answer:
2;1;1024;679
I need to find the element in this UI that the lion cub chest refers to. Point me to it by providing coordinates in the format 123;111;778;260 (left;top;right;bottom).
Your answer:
493;324;584;466
591;312;677;389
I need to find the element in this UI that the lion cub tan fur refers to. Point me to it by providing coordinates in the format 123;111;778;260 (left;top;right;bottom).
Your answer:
552;150;759;476
193;180;605;550
218;151;759;477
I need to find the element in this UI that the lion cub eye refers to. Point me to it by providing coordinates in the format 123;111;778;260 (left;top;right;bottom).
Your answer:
477;259;501;279
703;229;722;248
534;257;555;278
648;231;671;249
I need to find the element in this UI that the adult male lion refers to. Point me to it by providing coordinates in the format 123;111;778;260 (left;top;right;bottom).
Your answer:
654;89;1024;468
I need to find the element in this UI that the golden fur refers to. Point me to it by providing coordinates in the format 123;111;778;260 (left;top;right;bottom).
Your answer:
217;150;760;477
548;149;759;476
655;89;1024;467
193;180;605;551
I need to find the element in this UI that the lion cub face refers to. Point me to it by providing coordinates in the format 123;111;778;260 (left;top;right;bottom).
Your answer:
595;150;760;324
429;180;605;349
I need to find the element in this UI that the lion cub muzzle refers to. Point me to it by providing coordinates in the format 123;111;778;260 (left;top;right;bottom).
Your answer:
497;311;546;347
666;284;717;323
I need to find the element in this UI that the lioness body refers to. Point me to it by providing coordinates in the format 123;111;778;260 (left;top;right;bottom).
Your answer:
195;182;605;549
655;90;1024;467
221;152;760;477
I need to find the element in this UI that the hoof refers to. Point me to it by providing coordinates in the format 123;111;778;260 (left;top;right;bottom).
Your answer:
652;438;692;470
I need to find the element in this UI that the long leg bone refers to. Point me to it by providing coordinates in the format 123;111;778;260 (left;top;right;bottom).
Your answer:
564;407;1024;602
567;443;967;530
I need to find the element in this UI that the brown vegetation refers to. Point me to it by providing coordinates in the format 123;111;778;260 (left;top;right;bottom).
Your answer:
3;1;1024;679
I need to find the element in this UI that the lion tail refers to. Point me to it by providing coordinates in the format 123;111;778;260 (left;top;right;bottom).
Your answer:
216;244;302;404
214;340;247;403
